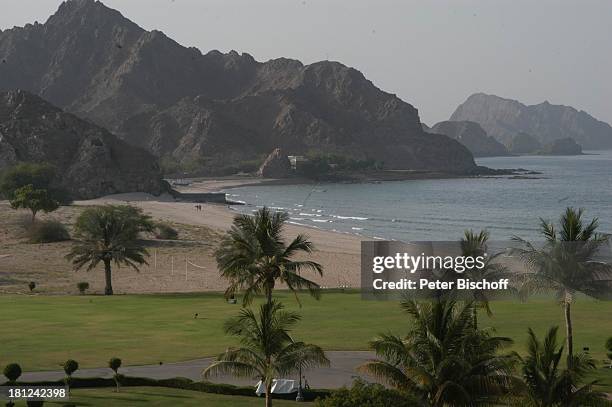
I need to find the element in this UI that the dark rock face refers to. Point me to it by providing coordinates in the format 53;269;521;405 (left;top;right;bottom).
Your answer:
258;148;292;178
542;138;582;155
0;0;476;174
430;121;509;157
0;90;165;199
508;132;542;154
450;93;612;149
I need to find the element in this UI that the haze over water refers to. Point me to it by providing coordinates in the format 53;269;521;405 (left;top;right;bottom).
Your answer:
226;151;612;242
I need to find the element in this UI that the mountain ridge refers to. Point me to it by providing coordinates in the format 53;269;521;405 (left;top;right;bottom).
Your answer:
0;0;477;174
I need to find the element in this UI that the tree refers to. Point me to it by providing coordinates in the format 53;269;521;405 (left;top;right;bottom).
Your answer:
66;205;152;295
28;281;36;292
517;326;608;406
203;301;329;407
63;359;79;392
359;299;517;406
215;207;323;306
9;184;59;222
0;162;71;204
512;207;612;360
109;357;122;392
457;229;511;328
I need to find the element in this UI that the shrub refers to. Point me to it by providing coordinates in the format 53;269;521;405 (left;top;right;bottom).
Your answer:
606;336;612;365
77;282;90;295
28;281;36;292
27;220;70;243
155;223;178;240
3;363;22;383
315;379;418;407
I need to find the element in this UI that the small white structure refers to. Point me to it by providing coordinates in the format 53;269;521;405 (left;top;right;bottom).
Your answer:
287;155;308;170
255;379;298;396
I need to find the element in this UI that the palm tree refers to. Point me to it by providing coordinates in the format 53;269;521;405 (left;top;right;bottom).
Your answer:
215;207;323;306
457;229;511;328
66;205;153;295
517;326;608;406
512;207;612;359
203;301;329;407
359;299;517;406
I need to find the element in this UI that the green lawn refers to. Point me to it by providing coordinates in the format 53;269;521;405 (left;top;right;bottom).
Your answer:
10;386;308;406
1;291;611;387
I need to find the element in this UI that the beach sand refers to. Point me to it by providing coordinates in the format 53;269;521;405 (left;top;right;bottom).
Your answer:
69;183;361;293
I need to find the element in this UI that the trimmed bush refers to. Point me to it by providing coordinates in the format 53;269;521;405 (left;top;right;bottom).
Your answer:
155;223;178;240
3;363;22;383
77;282;90;295
27;220;70;243
315;379;418;407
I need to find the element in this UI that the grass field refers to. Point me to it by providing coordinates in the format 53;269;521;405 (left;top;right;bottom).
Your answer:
9;387;310;406
2;291;611;373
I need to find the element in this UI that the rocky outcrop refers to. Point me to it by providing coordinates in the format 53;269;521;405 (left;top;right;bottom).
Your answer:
450;93;612;149
508;133;542;154
0;90;166;199
430;121;509;157
542;138;582;155
258;148;292;178
0;0;477;174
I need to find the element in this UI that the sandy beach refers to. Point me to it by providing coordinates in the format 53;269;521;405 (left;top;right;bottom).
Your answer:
59;179;363;294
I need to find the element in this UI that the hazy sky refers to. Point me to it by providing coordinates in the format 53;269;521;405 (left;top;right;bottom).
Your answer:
2;0;611;126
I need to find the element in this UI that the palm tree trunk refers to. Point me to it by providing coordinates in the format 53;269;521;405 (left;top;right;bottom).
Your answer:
104;259;114;295
564;300;573;361
473;305;478;330
265;385;272;407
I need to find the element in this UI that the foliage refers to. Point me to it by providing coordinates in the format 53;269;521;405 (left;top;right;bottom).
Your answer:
67;205;152;295
28;281;36;292
9;184;59;222
215;207;322;305
26;219;70;243
63;359;79;390
77;282;90;294
607;336;612;362
3;363;22;383
512;207;612;359
359;299;517;406
0;162;71;203
64;359;79;376
517;326;609;406
155;223;178;240
315;379;418;407
203;301;329;407
109;357;122;392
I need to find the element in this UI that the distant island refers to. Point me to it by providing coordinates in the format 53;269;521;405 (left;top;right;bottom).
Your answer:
450;93;612;150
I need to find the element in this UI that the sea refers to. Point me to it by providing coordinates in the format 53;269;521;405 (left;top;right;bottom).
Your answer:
224;151;612;242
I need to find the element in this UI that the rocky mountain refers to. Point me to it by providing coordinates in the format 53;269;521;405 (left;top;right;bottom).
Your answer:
508;133;542;155
542;138;582;155
0;0;477;174
0;90;165;199
429;121;509;157
450;93;612;150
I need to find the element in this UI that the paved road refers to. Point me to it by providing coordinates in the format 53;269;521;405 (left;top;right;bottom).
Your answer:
21;351;377;389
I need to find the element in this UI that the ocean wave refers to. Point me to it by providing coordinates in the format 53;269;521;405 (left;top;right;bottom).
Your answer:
311;219;332;223
332;215;368;220
299;212;322;217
